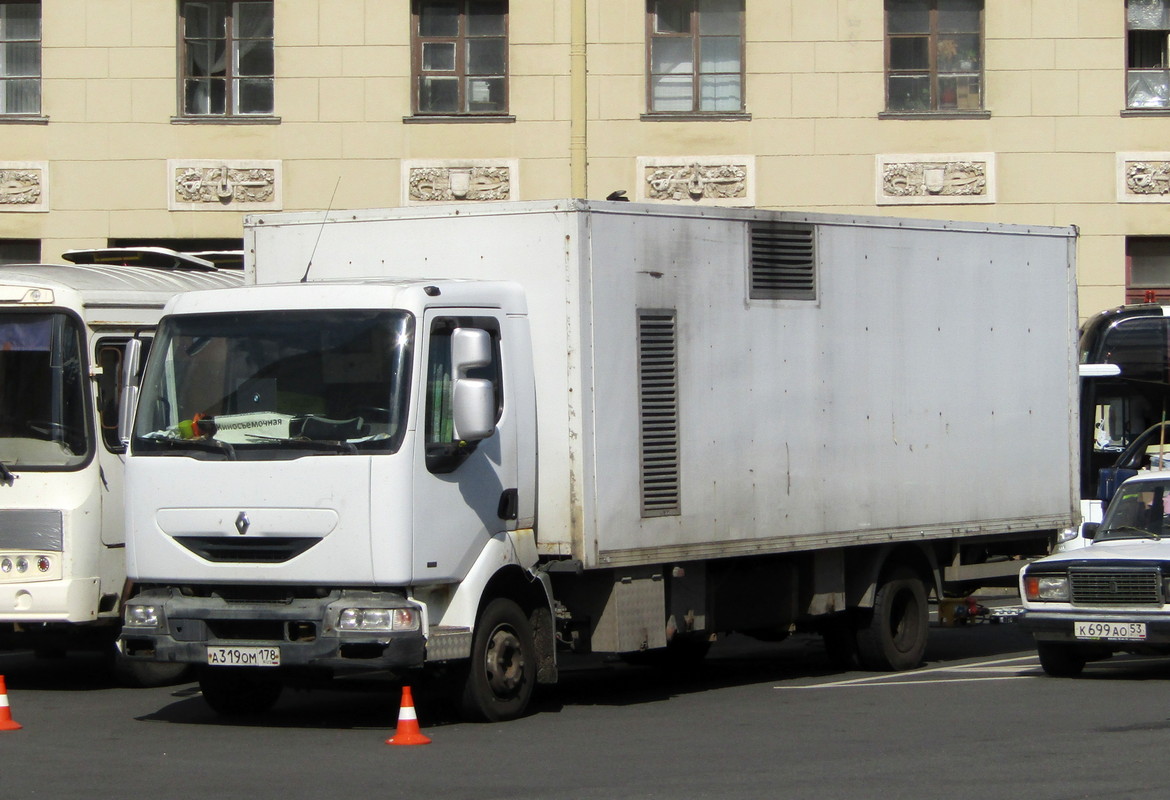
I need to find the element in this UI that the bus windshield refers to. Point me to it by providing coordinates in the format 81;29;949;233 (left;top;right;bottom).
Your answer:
132;309;413;459
0;312;90;469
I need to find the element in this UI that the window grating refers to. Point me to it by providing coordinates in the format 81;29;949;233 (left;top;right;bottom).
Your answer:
637;309;681;517
749;222;816;301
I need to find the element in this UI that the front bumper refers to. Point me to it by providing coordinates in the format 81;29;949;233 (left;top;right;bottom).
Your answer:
117;587;426;672
1020;609;1170;648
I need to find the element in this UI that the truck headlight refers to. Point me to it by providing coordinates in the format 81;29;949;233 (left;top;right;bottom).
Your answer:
124;603;162;628
1024;573;1070;602
337;607;419;632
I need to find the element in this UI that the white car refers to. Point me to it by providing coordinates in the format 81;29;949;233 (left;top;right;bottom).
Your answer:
1020;470;1170;676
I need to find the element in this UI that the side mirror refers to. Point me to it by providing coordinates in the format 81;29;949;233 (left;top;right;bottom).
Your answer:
450;328;496;442
1081;522;1100;541
117;338;143;447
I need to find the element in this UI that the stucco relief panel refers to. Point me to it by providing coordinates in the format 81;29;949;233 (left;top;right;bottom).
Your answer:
403;160;518;205
0;162;47;212
636;156;755;207
876;154;995;205
168;160;282;211
1118;153;1170;202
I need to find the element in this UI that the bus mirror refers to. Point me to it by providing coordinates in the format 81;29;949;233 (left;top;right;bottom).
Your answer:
117;338;142;447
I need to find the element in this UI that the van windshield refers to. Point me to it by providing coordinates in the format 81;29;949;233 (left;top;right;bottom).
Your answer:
0;312;90;470
132;309;413;459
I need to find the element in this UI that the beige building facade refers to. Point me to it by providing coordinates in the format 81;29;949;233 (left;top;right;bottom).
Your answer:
2;1;1169;316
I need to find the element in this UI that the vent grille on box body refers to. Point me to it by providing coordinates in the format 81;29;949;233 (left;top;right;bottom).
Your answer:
749;222;816;301
637;309;681;517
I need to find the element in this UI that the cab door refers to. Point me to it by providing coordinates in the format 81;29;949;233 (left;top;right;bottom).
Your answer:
410;310;517;583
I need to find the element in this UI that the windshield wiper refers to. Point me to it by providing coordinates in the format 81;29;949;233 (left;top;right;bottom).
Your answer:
1099;525;1161;541
244;435;358;455
146;435;237;460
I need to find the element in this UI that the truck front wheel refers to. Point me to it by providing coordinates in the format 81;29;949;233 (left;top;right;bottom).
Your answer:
856;567;929;671
460;598;536;722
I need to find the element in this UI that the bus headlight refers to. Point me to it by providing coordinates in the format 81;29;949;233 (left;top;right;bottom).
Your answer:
124;603;162;628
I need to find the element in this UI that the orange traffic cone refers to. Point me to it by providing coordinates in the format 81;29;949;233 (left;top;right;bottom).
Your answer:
385;685;430;746
0;675;22;731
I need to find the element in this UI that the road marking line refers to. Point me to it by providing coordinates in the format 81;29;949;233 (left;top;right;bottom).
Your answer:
779;674;1034;689
774;655;1040;690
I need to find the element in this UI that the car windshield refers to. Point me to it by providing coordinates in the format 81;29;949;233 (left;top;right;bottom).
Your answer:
1097;481;1170;541
0;312;90;470
132;309;413;459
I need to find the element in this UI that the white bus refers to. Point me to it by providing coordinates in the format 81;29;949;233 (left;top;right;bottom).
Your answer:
0;249;242;684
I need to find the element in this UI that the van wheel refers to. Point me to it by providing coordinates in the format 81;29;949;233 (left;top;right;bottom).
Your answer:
856;567;929;671
198;668;283;715
460;598;536;722
1036;642;1087;677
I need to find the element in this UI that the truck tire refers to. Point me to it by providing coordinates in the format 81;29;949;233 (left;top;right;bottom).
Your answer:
460;598;536;722
855;567;929;671
198;667;283;716
1036;641;1087;677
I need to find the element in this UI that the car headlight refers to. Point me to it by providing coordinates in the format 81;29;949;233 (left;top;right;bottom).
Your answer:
1024;573;1070;602
337;607;419;632
124;603;162;628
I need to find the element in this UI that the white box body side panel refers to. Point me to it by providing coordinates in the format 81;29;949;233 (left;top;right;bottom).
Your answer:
582;212;1078;566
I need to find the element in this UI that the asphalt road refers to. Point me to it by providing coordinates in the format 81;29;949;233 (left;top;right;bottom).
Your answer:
2;612;1169;800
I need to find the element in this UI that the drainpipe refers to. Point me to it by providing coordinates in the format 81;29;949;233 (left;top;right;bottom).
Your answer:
570;0;587;198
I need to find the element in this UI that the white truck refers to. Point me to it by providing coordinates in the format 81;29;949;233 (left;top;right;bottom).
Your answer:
0;249;242;683
1020;469;1170;675
117;200;1079;719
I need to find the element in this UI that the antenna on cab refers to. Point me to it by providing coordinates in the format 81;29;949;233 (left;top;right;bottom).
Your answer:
301;177;341;283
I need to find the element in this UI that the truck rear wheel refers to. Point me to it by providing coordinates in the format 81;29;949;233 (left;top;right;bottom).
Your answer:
856;567;928;671
1036;641;1087;677
198;667;283;716
460;598;536;722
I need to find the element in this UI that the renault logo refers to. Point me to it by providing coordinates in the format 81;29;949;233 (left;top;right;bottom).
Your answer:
235;512;251;535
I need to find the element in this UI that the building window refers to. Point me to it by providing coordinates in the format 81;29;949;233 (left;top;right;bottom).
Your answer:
646;0;744;113
179;1;274;117
1128;0;1170;109
0;239;37;264
0;2;39;115
885;0;982;113
1127;236;1170;303
412;0;507;116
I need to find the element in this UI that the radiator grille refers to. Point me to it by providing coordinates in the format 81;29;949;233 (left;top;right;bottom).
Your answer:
1069;567;1162;606
175;536;321;563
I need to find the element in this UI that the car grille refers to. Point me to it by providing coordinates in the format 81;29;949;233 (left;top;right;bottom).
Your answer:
174;536;321;563
1069;567;1162;606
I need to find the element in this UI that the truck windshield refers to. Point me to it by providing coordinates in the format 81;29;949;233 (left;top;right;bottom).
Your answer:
1097;481;1170;541
133;309;413;459
0;312;90;470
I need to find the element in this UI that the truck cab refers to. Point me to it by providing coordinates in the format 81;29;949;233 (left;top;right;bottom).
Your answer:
119;278;550;718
